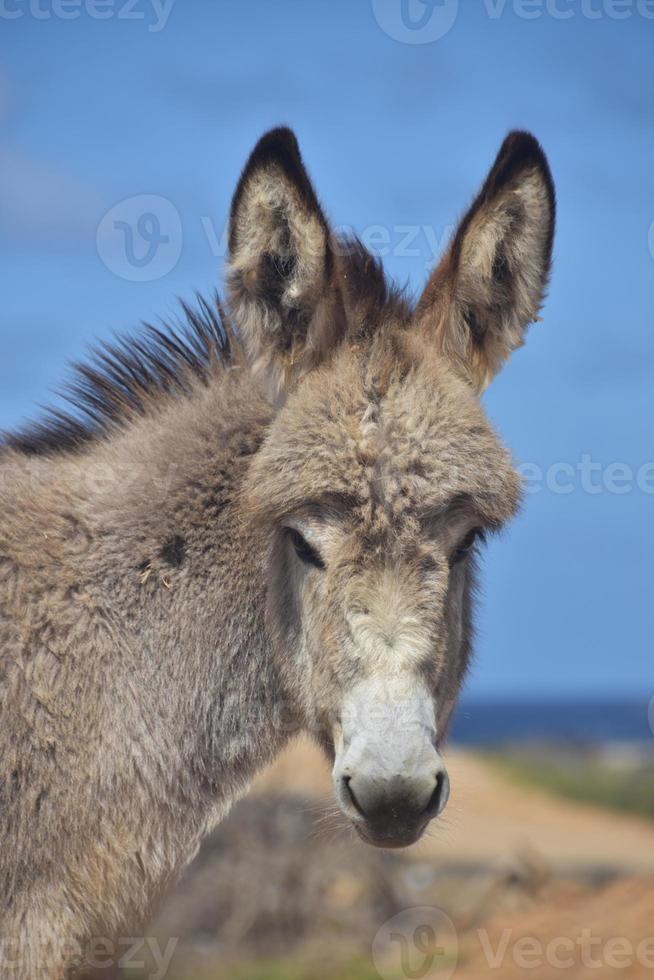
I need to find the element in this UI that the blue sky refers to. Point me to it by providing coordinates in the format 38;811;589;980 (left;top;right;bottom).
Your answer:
0;0;652;699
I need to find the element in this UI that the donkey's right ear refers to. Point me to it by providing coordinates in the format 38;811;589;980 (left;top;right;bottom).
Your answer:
227;127;345;402
415;131;555;394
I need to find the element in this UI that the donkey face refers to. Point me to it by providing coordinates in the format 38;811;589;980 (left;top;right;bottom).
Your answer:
229;128;554;847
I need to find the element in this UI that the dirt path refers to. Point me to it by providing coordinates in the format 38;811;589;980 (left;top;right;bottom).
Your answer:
457;874;654;980
254;738;654;874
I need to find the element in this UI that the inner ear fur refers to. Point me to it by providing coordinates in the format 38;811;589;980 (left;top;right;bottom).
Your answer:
227;127;345;402
416;131;555;393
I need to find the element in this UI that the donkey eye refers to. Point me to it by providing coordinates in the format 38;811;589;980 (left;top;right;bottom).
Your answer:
288;528;325;569
450;527;483;566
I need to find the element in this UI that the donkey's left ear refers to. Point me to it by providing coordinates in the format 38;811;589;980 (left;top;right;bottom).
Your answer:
227;127;345;402
416;131;555;393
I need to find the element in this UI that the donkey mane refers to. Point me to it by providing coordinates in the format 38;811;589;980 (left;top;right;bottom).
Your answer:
1;235;406;458
1;293;235;457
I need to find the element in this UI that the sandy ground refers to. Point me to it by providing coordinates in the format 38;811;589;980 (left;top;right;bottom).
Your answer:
254;737;654;875
457;874;654;980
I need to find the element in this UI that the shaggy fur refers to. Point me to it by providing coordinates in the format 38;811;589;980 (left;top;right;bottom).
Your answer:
0;126;554;977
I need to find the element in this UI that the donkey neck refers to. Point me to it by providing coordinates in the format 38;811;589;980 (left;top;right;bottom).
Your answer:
5;369;291;813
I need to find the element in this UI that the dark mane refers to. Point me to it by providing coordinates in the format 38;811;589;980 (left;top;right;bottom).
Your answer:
337;236;413;331
2;294;235;457
2;241;410;459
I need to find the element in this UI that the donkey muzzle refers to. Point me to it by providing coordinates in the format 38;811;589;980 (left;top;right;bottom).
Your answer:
332;676;449;848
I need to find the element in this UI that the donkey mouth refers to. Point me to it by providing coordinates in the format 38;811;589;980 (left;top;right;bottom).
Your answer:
333;758;450;849
352;817;430;850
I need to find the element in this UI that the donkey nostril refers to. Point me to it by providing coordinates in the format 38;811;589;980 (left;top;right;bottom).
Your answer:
342;775;365;817
424;770;450;818
341;769;449;825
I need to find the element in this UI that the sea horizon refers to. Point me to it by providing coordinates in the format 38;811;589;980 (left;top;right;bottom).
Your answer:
452;696;653;747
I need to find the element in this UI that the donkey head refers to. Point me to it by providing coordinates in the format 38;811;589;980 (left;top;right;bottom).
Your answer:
229;128;554;848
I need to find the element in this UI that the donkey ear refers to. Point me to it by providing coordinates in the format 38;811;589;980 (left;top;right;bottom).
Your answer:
416;131;555;393
227;127;345;401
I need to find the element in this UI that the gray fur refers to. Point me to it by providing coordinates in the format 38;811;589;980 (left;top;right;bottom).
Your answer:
0;126;554;977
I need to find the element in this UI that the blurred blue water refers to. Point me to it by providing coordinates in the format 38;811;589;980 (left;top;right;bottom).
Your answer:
453;699;653;746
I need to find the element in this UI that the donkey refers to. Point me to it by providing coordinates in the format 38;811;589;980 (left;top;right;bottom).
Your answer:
0;127;554;977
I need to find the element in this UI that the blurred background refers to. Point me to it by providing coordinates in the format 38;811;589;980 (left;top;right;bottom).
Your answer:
1;2;653;977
